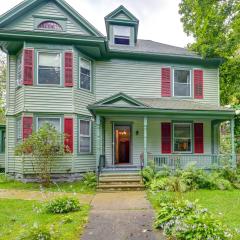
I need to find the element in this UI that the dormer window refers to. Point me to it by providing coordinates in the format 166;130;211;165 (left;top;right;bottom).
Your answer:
37;21;63;31
113;25;130;45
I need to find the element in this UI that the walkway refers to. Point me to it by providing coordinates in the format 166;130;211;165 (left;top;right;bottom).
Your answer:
81;191;163;240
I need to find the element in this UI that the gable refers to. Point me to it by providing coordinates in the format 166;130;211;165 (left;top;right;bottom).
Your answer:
105;99;139;107
112;12;132;21
0;0;103;37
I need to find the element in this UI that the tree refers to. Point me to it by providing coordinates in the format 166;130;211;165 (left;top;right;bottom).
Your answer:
179;0;240;104
15;123;69;186
0;51;6;124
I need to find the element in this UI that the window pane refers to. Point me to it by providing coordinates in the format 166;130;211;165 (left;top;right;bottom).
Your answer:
80;59;91;91
174;139;191;152
80;137;91;153
16;119;22;141
80;120;90;135
38;52;61;85
38;118;61;132
113;26;131;36
114;37;130;45
174;70;191;97
17;54;22;85
174;124;191;138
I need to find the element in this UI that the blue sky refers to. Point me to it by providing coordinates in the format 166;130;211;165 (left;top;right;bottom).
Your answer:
0;0;193;47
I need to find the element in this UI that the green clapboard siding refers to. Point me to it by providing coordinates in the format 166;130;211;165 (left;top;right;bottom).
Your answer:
113;12;132;21
95;59;219;106
7;1;90;35
0;154;5;168
103;117;213;167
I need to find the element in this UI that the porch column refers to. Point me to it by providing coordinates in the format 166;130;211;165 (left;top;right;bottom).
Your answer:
96;115;101;172
144;116;148;167
230;118;236;167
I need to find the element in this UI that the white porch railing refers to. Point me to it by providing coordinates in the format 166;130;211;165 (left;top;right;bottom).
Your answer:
153;154;236;170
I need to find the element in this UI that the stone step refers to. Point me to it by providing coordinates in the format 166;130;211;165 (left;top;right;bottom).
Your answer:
97;184;145;191
99;178;142;183
100;173;141;178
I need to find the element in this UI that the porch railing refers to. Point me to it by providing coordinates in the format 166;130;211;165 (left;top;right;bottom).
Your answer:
152;154;236;170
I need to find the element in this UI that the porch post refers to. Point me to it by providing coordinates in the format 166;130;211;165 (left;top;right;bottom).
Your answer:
96;115;101;172
230;118;236;167
144;116;148;167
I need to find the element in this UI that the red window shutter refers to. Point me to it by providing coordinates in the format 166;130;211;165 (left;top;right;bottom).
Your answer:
194;69;203;99
22;116;33;139
161;67;171;97
23;49;34;85
161;122;172;153
194;123;204;154
64;118;73;153
64;52;73;87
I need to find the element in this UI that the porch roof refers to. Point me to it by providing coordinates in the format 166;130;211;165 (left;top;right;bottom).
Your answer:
88;92;235;119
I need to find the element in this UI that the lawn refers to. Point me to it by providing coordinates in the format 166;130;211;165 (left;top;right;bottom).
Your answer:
0;198;90;239
149;189;240;231
0;173;95;194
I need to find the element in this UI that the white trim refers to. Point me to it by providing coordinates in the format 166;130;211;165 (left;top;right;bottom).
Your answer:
173;69;192;97
173;122;192;153
37;51;62;86
79;57;92;92
79;119;92;154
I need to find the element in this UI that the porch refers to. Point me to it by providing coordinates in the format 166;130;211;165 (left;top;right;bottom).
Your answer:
88;93;236;172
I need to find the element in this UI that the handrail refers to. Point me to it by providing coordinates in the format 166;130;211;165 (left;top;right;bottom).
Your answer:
97;154;105;185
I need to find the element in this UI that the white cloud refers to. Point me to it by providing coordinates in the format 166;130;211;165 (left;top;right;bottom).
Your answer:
0;0;193;47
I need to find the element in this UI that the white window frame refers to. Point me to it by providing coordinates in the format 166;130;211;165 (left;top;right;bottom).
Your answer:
78;119;92;154
37;51;62;86
16;53;23;87
113;25;131;46
173;122;192;153
79;58;92;92
173;69;192;97
36;116;62;132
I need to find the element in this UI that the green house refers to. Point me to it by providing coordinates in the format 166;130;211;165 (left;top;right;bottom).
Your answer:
0;0;236;179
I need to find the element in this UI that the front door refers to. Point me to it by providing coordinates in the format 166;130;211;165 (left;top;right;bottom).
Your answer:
114;125;131;165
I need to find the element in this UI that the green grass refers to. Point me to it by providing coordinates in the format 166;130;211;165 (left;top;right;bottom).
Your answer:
0;198;90;240
0;173;95;194
149;190;240;231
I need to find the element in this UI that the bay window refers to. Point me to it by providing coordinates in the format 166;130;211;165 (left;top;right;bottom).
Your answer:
80;58;91;91
37;117;61;132
173;69;191;97
173;123;192;152
113;25;131;45
79;119;91;153
38;52;61;85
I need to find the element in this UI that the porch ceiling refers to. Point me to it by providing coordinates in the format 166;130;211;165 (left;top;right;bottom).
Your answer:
88;93;235;119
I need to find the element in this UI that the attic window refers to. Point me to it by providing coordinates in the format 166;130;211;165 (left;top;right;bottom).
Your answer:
113;25;130;45
37;21;63;31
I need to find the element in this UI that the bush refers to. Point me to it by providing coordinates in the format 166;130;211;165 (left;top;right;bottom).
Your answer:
45;196;80;214
155;198;233;239
82;172;97;188
141;166;156;186
19;225;55;240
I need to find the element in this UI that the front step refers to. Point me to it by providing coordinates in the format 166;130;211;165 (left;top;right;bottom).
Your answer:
97;172;144;191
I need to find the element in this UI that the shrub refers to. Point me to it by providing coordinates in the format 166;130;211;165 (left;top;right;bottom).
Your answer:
155;198;233;239
19;225;55;240
141;166;156;186
45;196;80;214
82;172;97;188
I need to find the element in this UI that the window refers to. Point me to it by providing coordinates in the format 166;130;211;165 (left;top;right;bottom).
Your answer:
16;53;23;86
173;123;192;152
79;119;91;153
113;25;131;45
80;58;91;91
38;52;61;85
37;117;61;132
38;21;62;31
16;118;22;143
173;69;191;97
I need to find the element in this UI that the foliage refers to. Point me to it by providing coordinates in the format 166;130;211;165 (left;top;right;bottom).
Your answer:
144;164;240;192
18;224;55;240
155;198;233;239
45;197;80;214
0;51;6;124
82;172;97;189
15;123;68;186
179;0;240;105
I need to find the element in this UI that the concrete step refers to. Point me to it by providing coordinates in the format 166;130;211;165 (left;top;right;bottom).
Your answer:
97;184;145;191
100;173;141;177
99;178;142;183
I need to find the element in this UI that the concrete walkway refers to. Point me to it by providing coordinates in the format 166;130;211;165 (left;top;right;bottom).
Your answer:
81;191;163;240
0;189;93;204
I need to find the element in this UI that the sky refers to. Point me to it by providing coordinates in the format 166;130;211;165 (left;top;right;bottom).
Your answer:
0;0;194;48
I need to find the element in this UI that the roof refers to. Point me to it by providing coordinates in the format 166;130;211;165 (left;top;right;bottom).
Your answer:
110;39;200;58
